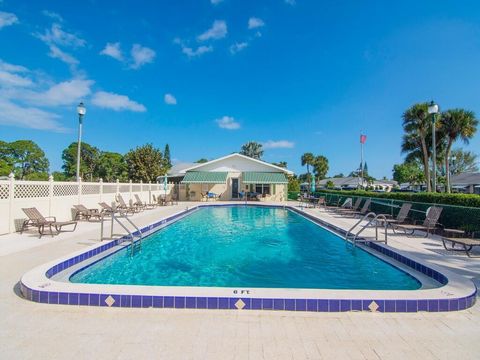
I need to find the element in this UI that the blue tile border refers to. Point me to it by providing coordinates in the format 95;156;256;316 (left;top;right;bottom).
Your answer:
20;204;478;313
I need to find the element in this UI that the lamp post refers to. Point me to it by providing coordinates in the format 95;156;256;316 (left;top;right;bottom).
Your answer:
76;102;86;181
427;100;439;192
449;155;456;193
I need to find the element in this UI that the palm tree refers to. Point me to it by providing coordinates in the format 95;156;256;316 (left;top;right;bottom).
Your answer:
240;142;264;159
440;109;478;192
402;103;432;191
301;152;314;174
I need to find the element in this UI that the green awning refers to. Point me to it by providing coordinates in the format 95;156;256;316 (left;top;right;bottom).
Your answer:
242;172;288;184
181;171;228;184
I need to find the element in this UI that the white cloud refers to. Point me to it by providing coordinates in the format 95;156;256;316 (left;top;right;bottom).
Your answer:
164;93;177;105
230;42;248;54
0;70;33;87
130;44;155;69
262;140;295;149
210;0;224;4
42;10;63;22
0;11;18;29
92;91;146;112
0;99;65;132
216;116;240;130
100;42;123;61
25;79;94;107
0;60;28;73
285;0;296;5
35;23;86;48
48;45;79;65
181;44;213;57
198;20;227;41
248;17;265;29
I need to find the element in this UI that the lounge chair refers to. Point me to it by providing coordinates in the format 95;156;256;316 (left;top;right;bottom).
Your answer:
116;194;140;214
134;194;155;209
441;234;480;257
343;198;371;217
378;203;412;231
325;197;351;212
336;197;361;214
21;207;77;238
73;204;103;221
395;206;443;237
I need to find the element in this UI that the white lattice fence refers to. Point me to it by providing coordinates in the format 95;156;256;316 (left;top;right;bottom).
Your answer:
0;176;172;235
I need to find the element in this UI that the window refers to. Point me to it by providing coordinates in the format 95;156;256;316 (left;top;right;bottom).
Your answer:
255;184;270;195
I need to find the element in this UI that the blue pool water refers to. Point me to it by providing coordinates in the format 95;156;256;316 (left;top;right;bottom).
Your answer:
70;206;421;290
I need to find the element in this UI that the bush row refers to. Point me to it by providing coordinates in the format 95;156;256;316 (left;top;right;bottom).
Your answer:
288;189;480;208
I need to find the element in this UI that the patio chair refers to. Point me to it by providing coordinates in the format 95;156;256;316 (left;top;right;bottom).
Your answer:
395;206;443;237
116;194;139;214
73;204;103;221
343;198;371;217
377;203;412;231
21;207;77;238
441;232;480;258
336;197;361;214
134;194;155;209
325;197;351;212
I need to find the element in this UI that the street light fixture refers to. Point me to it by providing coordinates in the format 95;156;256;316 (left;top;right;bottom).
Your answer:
427;100;439;192
76;102;86;182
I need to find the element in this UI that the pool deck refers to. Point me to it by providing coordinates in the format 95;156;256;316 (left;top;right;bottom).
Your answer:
1;201;479;359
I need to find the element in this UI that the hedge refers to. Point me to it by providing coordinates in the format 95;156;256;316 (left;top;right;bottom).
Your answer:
288;189;480;208
288;190;480;232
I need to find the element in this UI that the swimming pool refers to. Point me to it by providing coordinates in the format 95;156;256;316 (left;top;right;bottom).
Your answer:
20;204;477;312
70;206;420;290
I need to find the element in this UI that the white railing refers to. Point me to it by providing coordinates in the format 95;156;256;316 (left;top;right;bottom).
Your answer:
0;174;172;235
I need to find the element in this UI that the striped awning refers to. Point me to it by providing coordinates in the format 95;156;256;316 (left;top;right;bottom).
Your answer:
242;172;288;184
181;171;228;184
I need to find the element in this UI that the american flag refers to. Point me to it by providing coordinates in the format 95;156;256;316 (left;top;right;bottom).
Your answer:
360;134;367;144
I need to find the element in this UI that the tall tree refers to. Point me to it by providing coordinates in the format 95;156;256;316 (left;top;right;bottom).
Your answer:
125;144;167;182
62;142;100;181
402;103;432;191
301;152;315;175
96;152;128;182
313;155;329;180
440;109;478;192
392;162;425;185
195;158;208;163
449;148;479;174
164;144;172;169
0;140;49;180
240;142;264;159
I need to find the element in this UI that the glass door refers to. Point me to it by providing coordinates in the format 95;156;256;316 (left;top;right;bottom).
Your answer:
232;178;239;198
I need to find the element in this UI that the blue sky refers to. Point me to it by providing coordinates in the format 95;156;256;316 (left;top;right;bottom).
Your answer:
1;0;479;178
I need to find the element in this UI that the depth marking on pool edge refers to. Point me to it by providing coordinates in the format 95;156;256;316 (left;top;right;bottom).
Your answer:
233;289;251;295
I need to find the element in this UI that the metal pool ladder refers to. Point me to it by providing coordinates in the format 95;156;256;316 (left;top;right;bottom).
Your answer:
100;212;143;256
345;212;388;246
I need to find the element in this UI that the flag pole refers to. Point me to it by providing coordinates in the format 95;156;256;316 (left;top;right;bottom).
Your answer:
360;134;364;189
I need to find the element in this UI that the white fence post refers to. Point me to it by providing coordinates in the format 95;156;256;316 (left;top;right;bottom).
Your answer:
77;177;82;205
48;174;54;216
99;178;103;202
149;181;152;202
129;180;133;200
8;173;14;233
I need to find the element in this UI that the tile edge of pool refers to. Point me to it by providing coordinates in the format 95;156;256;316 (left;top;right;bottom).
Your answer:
20;204;477;313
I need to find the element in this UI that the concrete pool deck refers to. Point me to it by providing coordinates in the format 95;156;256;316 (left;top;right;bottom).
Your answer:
1;201;479;359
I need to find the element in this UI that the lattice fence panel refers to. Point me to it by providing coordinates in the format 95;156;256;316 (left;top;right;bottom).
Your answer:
82;184;100;195
15;184;49;198
103;185;117;194
0;184;9;199
119;185;130;192
132;185;142;192
53;184;79;197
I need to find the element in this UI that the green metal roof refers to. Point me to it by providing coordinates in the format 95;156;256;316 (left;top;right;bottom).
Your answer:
181;171;228;184
242;172;288;184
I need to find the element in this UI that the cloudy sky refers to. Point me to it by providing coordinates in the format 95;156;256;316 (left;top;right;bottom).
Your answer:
1;0;479;177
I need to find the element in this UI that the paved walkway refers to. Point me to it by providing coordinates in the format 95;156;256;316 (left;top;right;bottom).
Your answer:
0;202;479;359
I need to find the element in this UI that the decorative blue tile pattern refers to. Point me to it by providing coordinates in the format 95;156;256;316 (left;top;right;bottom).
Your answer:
20;204;477;313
